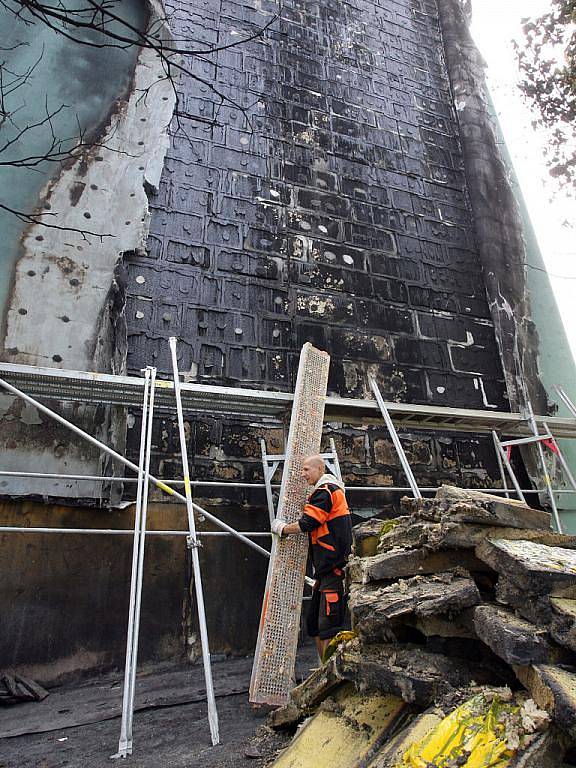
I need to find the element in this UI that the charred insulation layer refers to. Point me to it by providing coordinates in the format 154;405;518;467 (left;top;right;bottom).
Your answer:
436;0;547;416
124;0;514;488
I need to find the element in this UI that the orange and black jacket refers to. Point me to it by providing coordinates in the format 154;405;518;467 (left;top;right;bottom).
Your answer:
298;479;353;577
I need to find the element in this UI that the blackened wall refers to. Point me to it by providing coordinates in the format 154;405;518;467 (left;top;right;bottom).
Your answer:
126;0;506;409
123;0;510;654
0;501;187;684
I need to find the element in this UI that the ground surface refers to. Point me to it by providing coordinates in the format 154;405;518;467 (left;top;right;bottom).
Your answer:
0;649;317;768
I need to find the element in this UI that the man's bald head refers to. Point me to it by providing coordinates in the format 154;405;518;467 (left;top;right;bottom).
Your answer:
302;455;325;485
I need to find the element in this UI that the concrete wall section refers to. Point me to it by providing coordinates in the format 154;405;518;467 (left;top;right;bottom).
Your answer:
123;0;510;496
436;0;547;416
0;0;146;323
0;502;188;685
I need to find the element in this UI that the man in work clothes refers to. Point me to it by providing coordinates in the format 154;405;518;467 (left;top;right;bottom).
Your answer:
271;455;353;661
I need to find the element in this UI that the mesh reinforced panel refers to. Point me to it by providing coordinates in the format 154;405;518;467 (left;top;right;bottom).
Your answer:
249;343;330;705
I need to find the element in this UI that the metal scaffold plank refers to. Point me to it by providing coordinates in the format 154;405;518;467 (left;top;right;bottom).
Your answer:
1;362;576;438
249;343;330;706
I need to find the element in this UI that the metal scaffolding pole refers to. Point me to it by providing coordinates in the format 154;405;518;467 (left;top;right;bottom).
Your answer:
491;431;510;499
492;433;526;503
527;403;563;533
369;378;422;499
0;527;271;536
260;439;279;527
543;421;576;492
169;337;219;746
0;469;569;495
555;385;576;420
112;367;156;759
329;437;343;482
0;376;270;560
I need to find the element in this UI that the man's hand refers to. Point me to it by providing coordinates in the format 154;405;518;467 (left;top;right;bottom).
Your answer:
271;518;286;537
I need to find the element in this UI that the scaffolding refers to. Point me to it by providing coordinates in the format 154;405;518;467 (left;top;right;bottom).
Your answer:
2;361;576;436
1;357;576;754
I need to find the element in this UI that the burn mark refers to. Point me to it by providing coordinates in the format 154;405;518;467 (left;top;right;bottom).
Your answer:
437;0;548;416
69;182;86;207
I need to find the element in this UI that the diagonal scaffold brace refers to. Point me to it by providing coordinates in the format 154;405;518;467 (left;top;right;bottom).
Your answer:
369;377;422;499
0;377;270;560
169;337;219;746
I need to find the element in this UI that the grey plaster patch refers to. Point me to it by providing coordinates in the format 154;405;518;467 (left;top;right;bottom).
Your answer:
1;7;175;372
0;3;176;502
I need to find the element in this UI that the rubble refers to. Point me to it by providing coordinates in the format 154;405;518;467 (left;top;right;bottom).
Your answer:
367;516;576;553
270;640;498;732
347;546;487;585
272;685;407;768
270;487;576;766
352;518;390;558
477;538;576;598
0;673;48;705
349;571;480;639
404;486;552;530
473;605;573;666
515;665;576;741
549;598;576;653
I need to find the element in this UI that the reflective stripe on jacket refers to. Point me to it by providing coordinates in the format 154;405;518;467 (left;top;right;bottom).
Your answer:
298;482;352;577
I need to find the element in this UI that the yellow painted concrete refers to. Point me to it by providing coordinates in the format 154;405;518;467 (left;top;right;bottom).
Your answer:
366;712;444;767
272;684;405;768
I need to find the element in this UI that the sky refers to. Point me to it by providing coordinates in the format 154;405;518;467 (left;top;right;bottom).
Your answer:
469;1;576;360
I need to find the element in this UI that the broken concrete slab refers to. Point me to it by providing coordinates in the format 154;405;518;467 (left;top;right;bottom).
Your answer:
273;641;504;729
379;518;576;554
508;731;570;768
349;571;480;639
515;665;576;741
347;547;487;585
550;598;576;654
436;486;530;507
343;644;493;705
436;525;576;551
377;518;437;553
495;577;555;625
365;710;444;767
406;612;477;640
352;518;391;558
269;662;346;730
473;605;572;666
271;684;406;768
404;487;551;530
477;539;576;598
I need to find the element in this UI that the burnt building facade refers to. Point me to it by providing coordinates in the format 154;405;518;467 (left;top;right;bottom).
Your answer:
124;0;513;496
0;0;573;682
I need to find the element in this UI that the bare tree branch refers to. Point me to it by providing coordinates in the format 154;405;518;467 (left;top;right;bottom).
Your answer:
0;201;115;240
0;0;279;237
514;0;576;192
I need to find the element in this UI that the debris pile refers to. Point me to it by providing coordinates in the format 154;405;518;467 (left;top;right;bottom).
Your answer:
270;486;576;766
0;672;48;705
